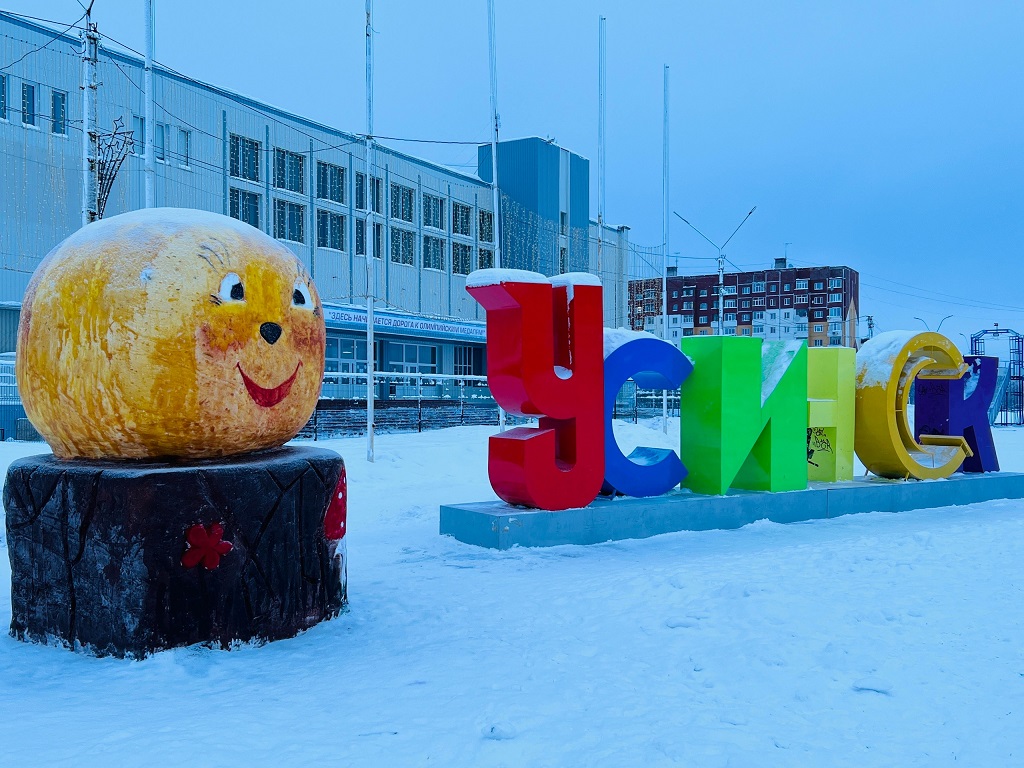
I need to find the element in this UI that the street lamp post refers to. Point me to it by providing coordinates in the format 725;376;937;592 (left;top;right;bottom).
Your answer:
914;314;954;333
673;208;756;336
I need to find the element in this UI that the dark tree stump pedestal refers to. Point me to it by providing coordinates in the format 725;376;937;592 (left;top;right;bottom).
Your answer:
4;446;347;658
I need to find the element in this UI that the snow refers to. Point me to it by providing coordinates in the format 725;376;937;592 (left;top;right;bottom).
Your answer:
465;268;548;288
761;340;804;406
857;330;919;388
602;326;678;360
3;423;1024;764
547;272;602;288
59;207;266;251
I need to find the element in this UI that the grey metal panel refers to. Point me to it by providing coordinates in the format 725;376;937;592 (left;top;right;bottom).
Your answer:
0;306;21;352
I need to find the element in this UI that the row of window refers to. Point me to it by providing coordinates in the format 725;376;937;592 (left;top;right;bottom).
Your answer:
130;116;191;167
325;337;483;377
0;75;66;135
669;278;844;300
230;187;493;273
228;134;493;240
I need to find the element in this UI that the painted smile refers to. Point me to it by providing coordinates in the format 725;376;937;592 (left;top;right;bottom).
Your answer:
237;361;302;407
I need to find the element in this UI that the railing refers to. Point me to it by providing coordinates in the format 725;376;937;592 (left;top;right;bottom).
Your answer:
320;371;492;403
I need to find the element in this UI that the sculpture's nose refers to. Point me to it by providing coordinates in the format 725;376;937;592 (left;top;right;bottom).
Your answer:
260;322;282;345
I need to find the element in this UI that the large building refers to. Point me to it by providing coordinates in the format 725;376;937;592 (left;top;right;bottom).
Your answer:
0;12;630;384
631;258;860;348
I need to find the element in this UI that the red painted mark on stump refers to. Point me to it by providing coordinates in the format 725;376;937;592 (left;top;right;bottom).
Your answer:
324;466;347;540
182;523;233;570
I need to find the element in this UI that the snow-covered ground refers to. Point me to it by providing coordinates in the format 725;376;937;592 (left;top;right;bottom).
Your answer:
2;421;1024;766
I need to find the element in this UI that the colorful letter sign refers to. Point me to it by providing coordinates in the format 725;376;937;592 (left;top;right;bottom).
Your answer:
914;355;999;473
679;337;808;495
469;275;1000;511
467;272;605;510
807;347;856;482
602;334;693;497
855;331;973;479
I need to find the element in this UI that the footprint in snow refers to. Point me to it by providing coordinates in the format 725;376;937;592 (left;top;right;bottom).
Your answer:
852;677;892;696
482;723;517;740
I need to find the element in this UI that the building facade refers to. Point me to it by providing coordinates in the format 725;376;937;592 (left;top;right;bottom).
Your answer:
0;12;630;376
631;258;860;348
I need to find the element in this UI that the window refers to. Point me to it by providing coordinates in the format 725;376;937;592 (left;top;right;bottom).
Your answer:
783;297;792;307
830;337;842;346
829;307;842;318
672;304;678;312
355;219;366;255
769;298;777;308
22;82;35;126
742;328;751;336
177;129;190;167
752;282;765;292
480;210;494;243
700;289;708;297
783;283;791;291
682;315;693;324
829;293;842;303
683;301;693;310
317;210;346;251
769;284;778;292
724;299;736;308
229;188;260;228
814;281;824;290
50;90;66;135
452;202;472;236
317;162;345;203
783;311;792;320
741;313;751;322
355;172;366;210
813;310;825;319
795;294;808;304
722;286;737;295
830;322;842;332
386;342;437;374
725;313;736;323
325;337;368;375
814;339;824;347
274;199;305;242
725;328;736;335
390;183;414;222
560;211;568;235
0;74;6;120
373;222;383;258
478;248;494;269
672;290;679;299
699;316;708;324
230;134;260;181
274;149;305;193
828;278;843;289
753;312;765;320
796;279;808;290
452;241;473;274
423;194;445;230
683;288;694;297
812;295;825;305
699;302;707;311
769;312;777;320
453;346;482;376
741;286;751;295
754;325;764;334
389;228;414;264
132;115;144;154
370;176;383;213
154;123;165;160
422;235;444;270
753;297;765;307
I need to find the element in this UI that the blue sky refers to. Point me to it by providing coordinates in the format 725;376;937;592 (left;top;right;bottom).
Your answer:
5;0;1023;344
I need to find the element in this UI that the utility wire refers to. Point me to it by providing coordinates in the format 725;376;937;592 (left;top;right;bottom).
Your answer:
0;10;86;72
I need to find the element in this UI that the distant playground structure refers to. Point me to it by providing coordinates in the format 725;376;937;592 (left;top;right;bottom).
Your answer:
971;327;1024;425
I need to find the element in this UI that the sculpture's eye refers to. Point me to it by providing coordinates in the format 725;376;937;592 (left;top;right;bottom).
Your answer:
293;281;313;309
219;273;244;302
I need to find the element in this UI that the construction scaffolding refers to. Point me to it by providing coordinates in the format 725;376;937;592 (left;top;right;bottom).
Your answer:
971;327;1024;426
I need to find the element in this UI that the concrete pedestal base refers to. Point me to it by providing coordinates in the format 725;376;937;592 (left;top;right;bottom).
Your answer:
440;472;1024;550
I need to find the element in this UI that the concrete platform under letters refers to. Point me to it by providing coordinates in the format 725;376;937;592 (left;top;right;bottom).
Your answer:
439;473;1024;550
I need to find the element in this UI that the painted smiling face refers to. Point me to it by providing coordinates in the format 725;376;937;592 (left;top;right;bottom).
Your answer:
17;208;326;460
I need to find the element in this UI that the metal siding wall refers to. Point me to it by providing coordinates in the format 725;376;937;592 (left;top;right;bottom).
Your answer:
0;307;20;352
569;152;590;272
0;14;494;326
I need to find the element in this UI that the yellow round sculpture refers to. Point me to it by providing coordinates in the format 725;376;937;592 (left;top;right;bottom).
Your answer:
17;208;326;459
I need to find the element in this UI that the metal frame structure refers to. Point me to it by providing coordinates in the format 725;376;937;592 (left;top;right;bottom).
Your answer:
971;327;1024;425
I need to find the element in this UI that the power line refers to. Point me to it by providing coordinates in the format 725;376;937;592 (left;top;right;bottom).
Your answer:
0;10;85;72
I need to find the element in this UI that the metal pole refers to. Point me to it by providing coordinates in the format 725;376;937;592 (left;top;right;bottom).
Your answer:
661;64;669;432
487;0;506;433
365;0;376;462
487;0;502;270
597;16;606;277
143;0;155;208
81;6;98;226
